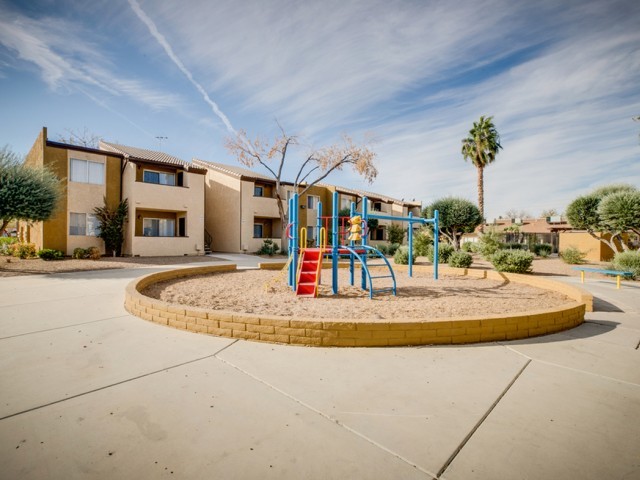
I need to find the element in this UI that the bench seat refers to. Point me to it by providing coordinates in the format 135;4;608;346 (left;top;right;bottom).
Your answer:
571;267;633;289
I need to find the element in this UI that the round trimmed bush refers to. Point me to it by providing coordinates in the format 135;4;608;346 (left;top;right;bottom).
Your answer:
448;251;473;268
611;250;640;278
38;248;64;261
532;243;553;257
490;249;534;273
425;242;455;264
560;246;586;264
461;242;477;253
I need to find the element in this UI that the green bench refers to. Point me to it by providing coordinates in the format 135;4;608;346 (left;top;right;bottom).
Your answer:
572;267;633;289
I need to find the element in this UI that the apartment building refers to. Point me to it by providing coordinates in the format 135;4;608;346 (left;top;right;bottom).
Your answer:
22;128;206;257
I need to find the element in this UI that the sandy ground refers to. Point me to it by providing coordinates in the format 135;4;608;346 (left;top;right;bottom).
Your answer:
142;266;577;320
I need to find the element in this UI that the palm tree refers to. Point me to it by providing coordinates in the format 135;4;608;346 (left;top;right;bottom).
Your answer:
461;115;502;231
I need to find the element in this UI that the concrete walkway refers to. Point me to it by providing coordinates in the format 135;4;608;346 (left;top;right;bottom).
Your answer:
1;254;638;479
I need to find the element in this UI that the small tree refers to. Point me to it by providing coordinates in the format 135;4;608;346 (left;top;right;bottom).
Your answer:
423;197;483;250
56;127;101;148
387;224;406;245
93;198;129;257
0;146;62;235
226;125;377;232
566;184;639;252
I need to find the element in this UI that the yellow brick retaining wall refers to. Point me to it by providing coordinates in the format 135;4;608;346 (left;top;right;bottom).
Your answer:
124;264;591;347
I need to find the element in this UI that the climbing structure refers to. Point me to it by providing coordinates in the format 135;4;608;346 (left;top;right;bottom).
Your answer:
295;248;323;297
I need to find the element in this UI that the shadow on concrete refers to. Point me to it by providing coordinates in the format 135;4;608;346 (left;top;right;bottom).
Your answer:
593;296;624;312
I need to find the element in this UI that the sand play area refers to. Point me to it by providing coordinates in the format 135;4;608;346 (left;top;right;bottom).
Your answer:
142;267;576;321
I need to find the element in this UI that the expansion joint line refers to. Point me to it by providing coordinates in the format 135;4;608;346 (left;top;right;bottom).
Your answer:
437;359;531;478
0;342;237;422
216;355;438;479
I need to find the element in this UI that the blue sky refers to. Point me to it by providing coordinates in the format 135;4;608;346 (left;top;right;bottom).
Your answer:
1;0;638;220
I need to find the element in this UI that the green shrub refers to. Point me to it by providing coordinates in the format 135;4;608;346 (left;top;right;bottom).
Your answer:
461;241;477;253
12;242;37;259
86;246;101;260
425;242;455;263
413;228;433;256
387;225;406;245
611;250;640;278
448;251;473;268
387;243;400;256
72;247;86;259
0;237;17;255
531;243;553;257
490;249;534;273
256;239;279;256
38;248;64;261
478;229;502;259
393;246;415;265
560;246;587;264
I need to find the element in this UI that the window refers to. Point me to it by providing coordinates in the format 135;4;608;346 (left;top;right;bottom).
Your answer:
340;197;350;209
143;170;175;186
69;213;101;236
254;186;264;197
307;226;315;241
253;224;263;238
307;195;320;210
70;159;104;185
372;202;382;212
143;218;175;237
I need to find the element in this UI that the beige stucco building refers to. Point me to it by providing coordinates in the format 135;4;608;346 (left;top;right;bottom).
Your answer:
22;128;206;257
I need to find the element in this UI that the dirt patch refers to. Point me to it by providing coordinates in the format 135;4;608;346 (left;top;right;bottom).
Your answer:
142;267;576;320
0;255;224;277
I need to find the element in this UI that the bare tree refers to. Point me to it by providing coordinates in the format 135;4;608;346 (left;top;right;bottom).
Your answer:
56;127;101;148
504;209;531;219
225;125;378;229
540;208;560;218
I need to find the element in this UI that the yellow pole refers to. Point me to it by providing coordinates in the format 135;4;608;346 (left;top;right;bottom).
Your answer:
580;271;584;283
617;275;621;289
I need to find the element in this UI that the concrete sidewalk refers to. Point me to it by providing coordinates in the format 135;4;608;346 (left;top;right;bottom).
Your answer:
1;255;639;479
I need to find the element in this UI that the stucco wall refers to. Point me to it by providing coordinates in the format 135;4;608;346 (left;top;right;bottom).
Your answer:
559;232;616;262
204;170;241;252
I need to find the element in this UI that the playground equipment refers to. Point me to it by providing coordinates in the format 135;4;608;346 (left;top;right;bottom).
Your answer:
287;192;439;299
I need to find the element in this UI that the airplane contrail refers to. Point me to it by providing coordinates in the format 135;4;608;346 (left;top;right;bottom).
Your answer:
127;0;237;136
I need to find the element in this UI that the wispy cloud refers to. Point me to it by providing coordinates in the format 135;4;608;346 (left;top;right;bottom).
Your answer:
127;0;237;136
0;11;184;112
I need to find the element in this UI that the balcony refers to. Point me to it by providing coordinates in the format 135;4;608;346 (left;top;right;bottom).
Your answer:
251;195;280;218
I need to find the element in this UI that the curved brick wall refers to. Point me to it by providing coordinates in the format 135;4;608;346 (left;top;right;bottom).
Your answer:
124;264;590;347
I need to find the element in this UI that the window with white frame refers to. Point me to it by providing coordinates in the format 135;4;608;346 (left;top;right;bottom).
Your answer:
143;218;175;237
143;170;175;186
254;185;264;197
340;196;350;209
70;159;104;185
69;213;101;236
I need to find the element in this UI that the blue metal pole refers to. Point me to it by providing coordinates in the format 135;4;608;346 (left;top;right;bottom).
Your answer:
434;209;439;280
292;194;299;291
332;191;339;294
317;201;322;248
361;196;368;290
349;201;355;286
408;212;413;277
288;197;293;287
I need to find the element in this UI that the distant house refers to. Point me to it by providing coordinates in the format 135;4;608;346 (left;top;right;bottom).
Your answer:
21;127;206;257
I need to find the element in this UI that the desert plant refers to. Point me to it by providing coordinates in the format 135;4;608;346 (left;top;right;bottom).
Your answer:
490;249;534;273
611;250;640;278
0;237;17;255
448;251;473;268
425;242;455;263
413;227;433;256
393;246;415;265
257;239;280;256
93;198;128;257
478;229;502;259
501;242;528;250
12;242;37;259
72;247;86;259
387;243;401;256
422;197;483;249
531;243;553;257
560;246;587;264
461;241;474;253
38;248;64;260
387;224;406;245
376;244;389;255
86;246;101;260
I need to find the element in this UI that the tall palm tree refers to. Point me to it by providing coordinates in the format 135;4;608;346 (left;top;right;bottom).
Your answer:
461;115;502;231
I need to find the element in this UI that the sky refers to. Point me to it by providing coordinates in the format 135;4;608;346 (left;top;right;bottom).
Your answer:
0;0;639;221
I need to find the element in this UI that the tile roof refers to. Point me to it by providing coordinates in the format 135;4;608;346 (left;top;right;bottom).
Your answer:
318;183;421;207
488;218;572;234
191;159;280;182
99;141;207;173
